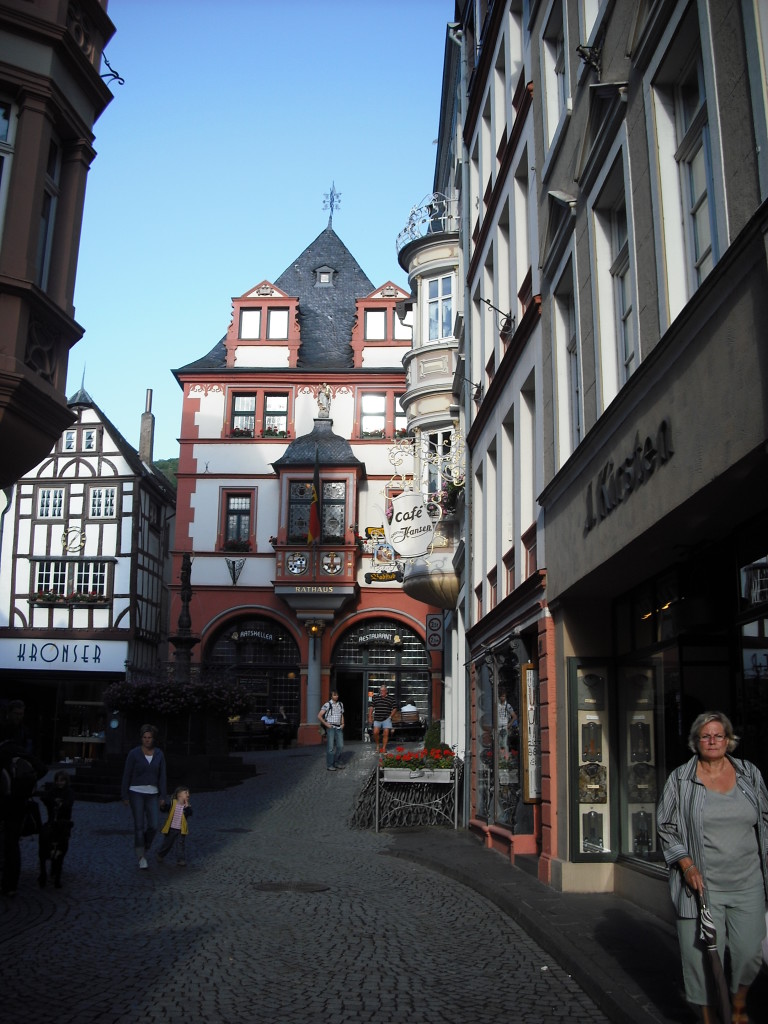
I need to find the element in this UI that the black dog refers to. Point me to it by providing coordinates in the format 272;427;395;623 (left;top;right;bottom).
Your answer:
37;772;74;889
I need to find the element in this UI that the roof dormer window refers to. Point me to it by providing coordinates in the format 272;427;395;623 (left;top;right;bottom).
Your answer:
315;265;335;287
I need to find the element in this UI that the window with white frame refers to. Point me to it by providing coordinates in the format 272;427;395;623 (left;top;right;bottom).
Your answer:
591;151;637;405
649;8;717;319
361;394;386;437
553;262;581;459
64;430;76;452
34;560;108;599
542;0;569;148
83;428;96;451
0;99;16;245
267;308;289;339
38;487;65;519
394;395;407;437
426;275;454;342
364;309;387;340
35;560;67;596
89;486;117;518
75;561;107;597
224;493;251;545
35;137;61;289
239;308;261;339
611;202;636;381
231;394;256;436
263;394;288;435
579;0;601;44
421;428;456;502
676;54;714;286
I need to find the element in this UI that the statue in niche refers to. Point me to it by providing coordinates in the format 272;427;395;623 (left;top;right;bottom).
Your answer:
318;383;331;418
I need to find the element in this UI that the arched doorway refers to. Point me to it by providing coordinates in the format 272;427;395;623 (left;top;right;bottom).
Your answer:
332;619;431;740
205;616;301;724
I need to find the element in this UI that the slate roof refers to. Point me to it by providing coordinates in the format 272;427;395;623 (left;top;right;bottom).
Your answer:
271;418;364;472
174;225;374;374
276;225;374;368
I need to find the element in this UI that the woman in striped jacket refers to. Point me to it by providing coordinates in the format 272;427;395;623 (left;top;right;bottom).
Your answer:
657;711;768;1024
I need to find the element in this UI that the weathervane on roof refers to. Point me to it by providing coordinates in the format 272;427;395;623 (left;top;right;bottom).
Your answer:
323;182;342;227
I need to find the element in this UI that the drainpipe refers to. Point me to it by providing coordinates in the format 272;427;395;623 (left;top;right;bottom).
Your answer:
448;20;473;827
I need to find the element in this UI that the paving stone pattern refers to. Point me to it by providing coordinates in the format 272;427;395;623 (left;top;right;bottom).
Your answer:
1;746;612;1024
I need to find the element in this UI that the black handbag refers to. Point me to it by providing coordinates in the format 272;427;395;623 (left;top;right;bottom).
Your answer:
21;798;42;837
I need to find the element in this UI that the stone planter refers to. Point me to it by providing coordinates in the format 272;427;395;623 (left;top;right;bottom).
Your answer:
381;767;453;783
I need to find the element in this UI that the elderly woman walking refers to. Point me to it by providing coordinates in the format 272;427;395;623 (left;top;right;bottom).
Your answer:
657;711;768;1024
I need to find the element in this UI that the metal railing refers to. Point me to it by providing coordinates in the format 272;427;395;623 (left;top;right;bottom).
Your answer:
396;192;460;253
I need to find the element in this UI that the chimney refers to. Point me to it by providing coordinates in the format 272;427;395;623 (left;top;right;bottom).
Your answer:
139;389;154;464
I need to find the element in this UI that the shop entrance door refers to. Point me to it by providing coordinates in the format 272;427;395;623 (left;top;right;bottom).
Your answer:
335;671;366;740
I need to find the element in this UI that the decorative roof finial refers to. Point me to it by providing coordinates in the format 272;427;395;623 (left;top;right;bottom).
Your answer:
323;182;341;227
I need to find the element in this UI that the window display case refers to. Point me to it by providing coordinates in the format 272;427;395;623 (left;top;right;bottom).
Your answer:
569;660;615;860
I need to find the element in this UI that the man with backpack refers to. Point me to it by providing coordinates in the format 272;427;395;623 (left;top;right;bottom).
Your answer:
317;691;345;772
1;700;47;896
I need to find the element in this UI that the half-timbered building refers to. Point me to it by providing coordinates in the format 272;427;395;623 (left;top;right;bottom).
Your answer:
0;388;175;762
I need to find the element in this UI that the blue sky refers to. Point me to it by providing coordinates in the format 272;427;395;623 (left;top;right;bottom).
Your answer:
70;0;453;460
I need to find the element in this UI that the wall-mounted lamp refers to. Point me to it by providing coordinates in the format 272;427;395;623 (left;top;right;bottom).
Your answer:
306;620;325;639
393;634;402;646
462;378;484;403
481;298;515;337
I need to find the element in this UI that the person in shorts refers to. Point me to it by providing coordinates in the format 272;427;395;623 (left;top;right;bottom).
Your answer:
368;685;397;754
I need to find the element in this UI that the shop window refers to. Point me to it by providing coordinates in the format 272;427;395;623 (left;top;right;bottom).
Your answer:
474;645;526;831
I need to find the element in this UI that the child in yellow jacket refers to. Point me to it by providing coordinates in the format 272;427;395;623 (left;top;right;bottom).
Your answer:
157;786;192;866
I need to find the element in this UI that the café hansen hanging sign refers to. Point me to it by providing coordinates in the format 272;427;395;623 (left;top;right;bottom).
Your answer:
385;491;437;558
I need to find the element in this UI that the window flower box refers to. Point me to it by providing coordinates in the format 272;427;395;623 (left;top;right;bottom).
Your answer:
229;427;254;438
223;539;251;552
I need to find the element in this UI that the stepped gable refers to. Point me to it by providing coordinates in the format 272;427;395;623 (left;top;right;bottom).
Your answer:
275;226;374;368
271;417;364;473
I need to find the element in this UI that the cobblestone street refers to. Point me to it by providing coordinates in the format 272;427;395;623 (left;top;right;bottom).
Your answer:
2;746;611;1024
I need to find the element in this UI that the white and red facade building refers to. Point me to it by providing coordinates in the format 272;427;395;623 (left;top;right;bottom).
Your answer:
171;222;445;743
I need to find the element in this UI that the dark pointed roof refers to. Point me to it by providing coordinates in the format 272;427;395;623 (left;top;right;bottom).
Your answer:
275;225;374;368
65;389;176;499
272;417;364;472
